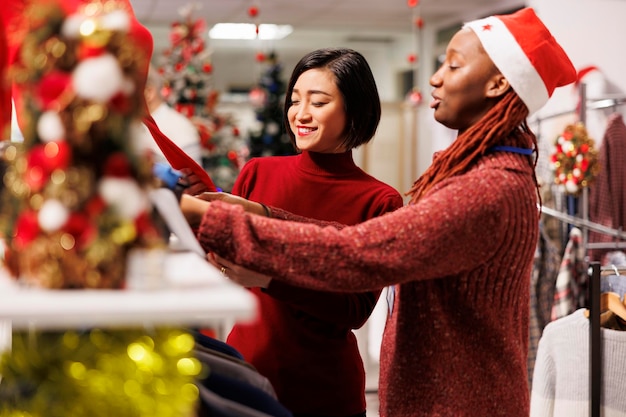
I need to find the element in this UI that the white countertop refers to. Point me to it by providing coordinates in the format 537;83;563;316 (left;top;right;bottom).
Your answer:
0;251;257;331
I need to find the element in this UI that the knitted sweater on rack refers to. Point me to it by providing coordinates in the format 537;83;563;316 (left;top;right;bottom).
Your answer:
227;150;403;416
196;151;539;417
530;308;626;417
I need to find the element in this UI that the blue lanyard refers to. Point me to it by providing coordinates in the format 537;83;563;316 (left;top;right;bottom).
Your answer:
488;145;534;156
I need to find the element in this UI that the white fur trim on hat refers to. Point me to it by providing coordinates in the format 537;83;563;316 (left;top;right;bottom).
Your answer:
464;16;548;115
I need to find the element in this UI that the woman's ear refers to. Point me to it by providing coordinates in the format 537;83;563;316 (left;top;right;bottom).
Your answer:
486;74;510;98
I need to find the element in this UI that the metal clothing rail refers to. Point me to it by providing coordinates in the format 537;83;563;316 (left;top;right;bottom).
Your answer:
588;262;601;417
539;205;626;241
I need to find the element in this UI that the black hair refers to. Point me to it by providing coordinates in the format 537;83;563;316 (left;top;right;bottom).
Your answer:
283;48;381;150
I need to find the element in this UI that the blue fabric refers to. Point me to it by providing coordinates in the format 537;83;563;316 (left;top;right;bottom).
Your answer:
192;330;245;360
201;372;293;417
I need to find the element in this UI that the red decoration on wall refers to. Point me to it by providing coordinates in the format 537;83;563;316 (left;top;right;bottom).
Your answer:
407;0;419;7
248;6;259;18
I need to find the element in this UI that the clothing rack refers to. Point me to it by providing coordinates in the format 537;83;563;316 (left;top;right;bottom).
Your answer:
587;264;626;417
537;83;626;417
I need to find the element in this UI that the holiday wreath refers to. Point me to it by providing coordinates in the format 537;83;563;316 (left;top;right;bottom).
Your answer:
549;122;600;195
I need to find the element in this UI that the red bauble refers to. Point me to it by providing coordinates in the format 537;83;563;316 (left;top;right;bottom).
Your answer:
36;71;71;110
103;152;132;177
248;6;259;18
13;211;40;250
407;0;419;7
407;53;417;64
414;17;424;29
255;52;266;62
407;89;423;106
202;63;213;73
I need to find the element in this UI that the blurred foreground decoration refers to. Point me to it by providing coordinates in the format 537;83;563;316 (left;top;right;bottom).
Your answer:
0;328;203;417
0;1;167;290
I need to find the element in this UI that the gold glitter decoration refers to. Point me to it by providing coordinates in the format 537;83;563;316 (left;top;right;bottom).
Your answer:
0;328;203;417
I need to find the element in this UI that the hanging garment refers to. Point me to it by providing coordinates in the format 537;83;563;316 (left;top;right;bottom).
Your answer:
551;228;587;321
530;309;626;417
588;113;626;262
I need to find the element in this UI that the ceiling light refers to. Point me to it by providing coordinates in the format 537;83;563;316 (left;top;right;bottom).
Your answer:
209;23;293;40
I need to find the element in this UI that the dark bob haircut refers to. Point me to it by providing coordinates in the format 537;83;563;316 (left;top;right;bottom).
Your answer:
283;48;382;151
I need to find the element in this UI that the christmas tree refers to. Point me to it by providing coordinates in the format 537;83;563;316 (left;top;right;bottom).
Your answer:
156;4;247;192
248;52;295;157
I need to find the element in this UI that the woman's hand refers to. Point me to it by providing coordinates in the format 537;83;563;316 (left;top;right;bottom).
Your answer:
179;168;210;196
194;192;270;217
209;253;272;289
179;192;270;229
179;194;210;229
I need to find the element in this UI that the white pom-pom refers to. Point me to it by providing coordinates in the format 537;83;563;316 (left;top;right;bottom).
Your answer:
72;54;124;102
576;154;583;162
37;111;65;142
61;14;84;38
98;177;148;219
100;10;130;32
573;168;582;178
38;199;70;232
565;180;579;194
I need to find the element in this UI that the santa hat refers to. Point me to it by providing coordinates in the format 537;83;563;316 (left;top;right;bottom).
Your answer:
463;7;576;115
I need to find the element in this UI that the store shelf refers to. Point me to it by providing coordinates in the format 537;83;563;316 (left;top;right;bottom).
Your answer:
0;251;257;331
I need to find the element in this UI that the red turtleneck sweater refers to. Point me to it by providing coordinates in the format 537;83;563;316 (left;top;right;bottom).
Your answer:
228;150;403;416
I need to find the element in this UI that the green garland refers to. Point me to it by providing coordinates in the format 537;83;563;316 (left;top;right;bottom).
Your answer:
0;328;205;417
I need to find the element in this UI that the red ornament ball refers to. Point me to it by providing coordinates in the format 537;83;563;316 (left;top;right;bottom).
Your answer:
414;17;424;29
407;53;418;64
202;63;213;73
248;6;259;18
407;0;419;7
255;52;266;62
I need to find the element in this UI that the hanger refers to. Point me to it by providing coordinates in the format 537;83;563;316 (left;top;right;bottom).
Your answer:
602;266;626;325
585;265;626;325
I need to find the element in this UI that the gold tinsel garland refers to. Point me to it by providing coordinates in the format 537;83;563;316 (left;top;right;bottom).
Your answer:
0;328;204;417
549;122;600;195
0;1;166;288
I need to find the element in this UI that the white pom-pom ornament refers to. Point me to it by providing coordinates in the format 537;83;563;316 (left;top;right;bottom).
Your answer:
73;54;124;102
38;199;70;232
61;14;84;38
37;111;65;142
98;177;148;219
565;180;579;194
100;10;130;32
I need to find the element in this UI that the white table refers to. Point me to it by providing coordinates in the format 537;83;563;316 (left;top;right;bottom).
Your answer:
0;251;256;335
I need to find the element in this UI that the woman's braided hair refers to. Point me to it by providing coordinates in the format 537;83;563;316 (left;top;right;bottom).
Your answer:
406;89;541;206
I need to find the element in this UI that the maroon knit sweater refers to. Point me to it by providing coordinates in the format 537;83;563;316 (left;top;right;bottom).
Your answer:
196;151;539;417
227;150;403;416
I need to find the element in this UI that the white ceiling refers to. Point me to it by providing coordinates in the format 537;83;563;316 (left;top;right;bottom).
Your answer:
130;0;526;42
